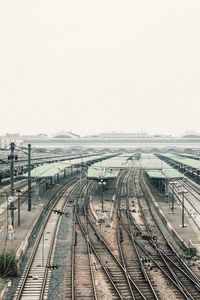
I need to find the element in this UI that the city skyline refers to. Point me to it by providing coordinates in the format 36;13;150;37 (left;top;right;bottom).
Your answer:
2;129;200;138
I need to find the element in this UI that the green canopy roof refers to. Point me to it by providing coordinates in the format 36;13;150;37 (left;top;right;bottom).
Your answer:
87;156;128;180
146;168;183;179
22;155;106;178
161;153;200;171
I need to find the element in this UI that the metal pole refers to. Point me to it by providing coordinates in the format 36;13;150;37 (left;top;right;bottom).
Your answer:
3;193;7;268
100;223;102;260
10;142;15;196
80;156;82;198
17;192;20;226
10;142;15;226
35;179;40;202
101;184;104;211
182;193;185;228
42;213;45;266
165;178;169;203
172;184;175;212
28;144;31;211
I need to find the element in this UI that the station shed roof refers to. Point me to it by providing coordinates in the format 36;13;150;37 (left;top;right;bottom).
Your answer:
87;156;128;180
22;155;108;179
24;162;70;179
176;153;200;160
133;153;170;170
161;153;200;171
87;166;119;180
146;168;183;179
130;153;183;179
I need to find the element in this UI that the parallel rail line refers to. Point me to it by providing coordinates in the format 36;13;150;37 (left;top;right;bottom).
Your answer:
14;177;80;300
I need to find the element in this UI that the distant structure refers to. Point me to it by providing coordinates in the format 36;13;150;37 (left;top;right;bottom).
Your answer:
22;133;48;138
179;130;200;138
0;134;23;149
98;131;149;138
22;130;200;151
51;130;80;139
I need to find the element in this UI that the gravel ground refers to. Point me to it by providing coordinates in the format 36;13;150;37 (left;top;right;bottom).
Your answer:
47;211;72;300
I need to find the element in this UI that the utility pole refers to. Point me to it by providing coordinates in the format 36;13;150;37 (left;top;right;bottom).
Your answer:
10;142;15;196
28;144;31;211
9;142;15;227
178;190;188;227
165;177;169;203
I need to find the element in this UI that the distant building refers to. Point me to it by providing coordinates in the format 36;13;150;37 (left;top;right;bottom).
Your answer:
51;130;80;139
179;130;200;138
22;133;48;138
98;131;149;138
0;135;23;149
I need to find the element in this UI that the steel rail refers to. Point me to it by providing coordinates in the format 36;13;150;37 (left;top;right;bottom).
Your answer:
140;173;200;288
116;170;162;300
119;211;192;300
76;212;124;300
137;171;200;298
85;212;149;299
116;170;143;299
174;181;200;215
180;179;200;196
117;219;136;300
125;210;159;300
80;176;144;299
71;179;97;300
15;177;80;300
39;180;79;300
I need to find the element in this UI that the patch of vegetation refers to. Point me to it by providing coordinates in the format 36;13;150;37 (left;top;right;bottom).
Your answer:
0;252;18;277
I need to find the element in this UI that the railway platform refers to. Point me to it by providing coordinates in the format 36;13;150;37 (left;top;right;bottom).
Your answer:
144;178;200;257
0;178;68;261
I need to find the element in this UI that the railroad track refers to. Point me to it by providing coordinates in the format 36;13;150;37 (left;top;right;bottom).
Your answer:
178;179;200;196
68;176;140;299
132;169;200;299
116;170;160;299
66;179;97;300
71;171;158;299
169;178;200;231
14;177;81;300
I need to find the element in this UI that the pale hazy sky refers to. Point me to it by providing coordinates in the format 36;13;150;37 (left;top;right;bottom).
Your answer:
1;1;200;136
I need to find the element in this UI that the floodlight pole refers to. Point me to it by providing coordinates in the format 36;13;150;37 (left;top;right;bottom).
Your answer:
3;192;8;268
178;190;188;228
171;181;177;212
28;144;31;211
10;142;15;197
165;177;169;203
182;193;185;228
172;183;175;211
10;142;15;226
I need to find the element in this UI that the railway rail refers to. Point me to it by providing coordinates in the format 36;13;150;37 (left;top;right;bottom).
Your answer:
134;170;200;299
116;170;159;299
170;178;200;231
13;177;80;300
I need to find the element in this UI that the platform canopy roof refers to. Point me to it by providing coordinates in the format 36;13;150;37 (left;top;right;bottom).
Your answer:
177;153;200;160
161;153;200;171
146;168;183;179
87;166;119;180
87;156;128;180
133;153;170;170
22;155;108;179
131;153;183;179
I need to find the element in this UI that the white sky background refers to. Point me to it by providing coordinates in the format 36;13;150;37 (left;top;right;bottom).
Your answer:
0;1;200;137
